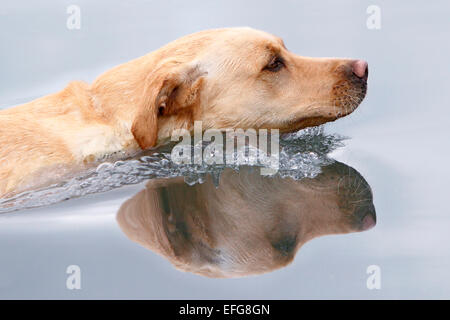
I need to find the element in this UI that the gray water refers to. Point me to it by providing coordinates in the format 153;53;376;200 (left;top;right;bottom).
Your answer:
0;0;449;299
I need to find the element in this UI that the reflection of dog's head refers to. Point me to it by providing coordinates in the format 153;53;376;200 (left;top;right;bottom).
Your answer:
117;162;375;278
93;27;368;150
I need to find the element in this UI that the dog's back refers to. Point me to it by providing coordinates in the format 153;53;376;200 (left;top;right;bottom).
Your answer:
0;82;94;196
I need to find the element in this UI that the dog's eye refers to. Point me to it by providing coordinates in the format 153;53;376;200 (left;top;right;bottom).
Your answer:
158;102;167;116
264;56;285;72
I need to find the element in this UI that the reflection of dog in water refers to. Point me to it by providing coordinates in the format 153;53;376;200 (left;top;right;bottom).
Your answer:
117;161;376;278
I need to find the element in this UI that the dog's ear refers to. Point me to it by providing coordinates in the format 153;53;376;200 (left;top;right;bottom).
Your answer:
116;186;175;258
131;63;206;150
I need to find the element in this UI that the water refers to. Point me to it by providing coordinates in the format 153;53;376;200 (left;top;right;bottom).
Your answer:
0;0;449;299
0;127;344;213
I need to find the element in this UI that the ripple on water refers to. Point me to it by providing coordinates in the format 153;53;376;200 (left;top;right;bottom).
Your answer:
0;126;347;213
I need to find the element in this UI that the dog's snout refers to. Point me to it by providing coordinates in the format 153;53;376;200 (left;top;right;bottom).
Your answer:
351;60;368;81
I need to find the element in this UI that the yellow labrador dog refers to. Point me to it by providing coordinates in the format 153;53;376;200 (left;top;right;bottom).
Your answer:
0;27;368;197
117;162;376;278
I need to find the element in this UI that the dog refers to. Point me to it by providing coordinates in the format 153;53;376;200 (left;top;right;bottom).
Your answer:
117;162;376;278
0;27;368;197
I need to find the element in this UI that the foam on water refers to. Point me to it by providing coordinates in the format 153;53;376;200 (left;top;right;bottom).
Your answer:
0;126;346;213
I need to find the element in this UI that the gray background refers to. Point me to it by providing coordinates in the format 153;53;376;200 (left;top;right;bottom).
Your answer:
0;0;449;299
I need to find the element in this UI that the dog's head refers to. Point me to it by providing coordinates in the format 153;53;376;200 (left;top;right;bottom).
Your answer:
92;28;368;150
116;162;376;278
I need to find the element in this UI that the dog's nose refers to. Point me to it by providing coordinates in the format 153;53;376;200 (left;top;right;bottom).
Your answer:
351;60;368;80
353;203;376;231
361;213;376;230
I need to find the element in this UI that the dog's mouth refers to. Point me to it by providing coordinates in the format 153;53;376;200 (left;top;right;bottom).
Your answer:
281;88;366;133
331;77;367;118
280;116;335;133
